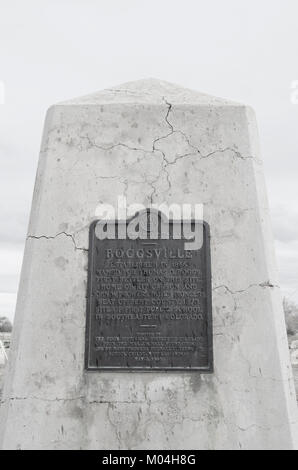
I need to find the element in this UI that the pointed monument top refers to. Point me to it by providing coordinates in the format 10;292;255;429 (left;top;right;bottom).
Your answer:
59;78;243;107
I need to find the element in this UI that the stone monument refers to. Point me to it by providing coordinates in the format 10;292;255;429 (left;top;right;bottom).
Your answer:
0;79;297;449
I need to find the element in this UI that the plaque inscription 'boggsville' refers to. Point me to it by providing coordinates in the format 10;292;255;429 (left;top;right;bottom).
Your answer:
85;211;212;371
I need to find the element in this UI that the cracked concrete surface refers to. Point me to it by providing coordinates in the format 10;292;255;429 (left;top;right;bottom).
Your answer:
212;281;278;294
27;232;88;252
0;79;297;450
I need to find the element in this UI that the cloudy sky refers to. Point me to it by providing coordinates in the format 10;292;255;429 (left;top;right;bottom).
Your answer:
0;0;298;321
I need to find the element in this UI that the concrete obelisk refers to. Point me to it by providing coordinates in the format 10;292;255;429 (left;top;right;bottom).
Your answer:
0;79;297;449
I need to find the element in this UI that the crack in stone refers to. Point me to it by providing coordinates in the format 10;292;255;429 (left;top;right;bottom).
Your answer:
73;101;261;203
0;396;85;404
212;281;278;295
81;134;166;202
201;147;253;161
163;97;174;133
81;134;152;156
149;97;261;198
152;98;174;153
27;232;88;252
155;97;259;161
1;396;145;405
235;421;289;433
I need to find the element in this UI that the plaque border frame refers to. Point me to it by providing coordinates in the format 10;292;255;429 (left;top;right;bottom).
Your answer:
85;211;213;373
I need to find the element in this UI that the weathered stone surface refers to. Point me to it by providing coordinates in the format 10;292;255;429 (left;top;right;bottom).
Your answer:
0;79;297;449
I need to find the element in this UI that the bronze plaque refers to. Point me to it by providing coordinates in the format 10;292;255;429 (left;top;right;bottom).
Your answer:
85;211;212;371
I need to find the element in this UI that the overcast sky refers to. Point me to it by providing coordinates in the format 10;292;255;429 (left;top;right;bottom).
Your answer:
0;0;298;321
